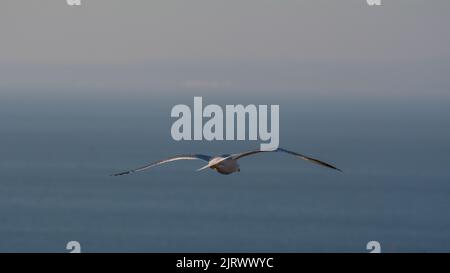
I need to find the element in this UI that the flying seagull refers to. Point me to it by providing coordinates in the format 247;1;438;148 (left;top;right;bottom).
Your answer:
111;148;341;176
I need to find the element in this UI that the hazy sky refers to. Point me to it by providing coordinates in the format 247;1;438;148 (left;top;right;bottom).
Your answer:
1;0;449;63
1;0;449;96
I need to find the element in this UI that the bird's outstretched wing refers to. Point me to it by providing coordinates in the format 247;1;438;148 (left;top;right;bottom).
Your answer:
231;148;342;172
111;154;211;176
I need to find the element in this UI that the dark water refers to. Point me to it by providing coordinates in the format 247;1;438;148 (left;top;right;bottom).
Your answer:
0;92;449;252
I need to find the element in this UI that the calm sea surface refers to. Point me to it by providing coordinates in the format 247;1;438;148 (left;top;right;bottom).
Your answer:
0;92;449;252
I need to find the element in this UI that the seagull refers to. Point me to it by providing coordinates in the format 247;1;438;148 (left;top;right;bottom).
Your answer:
111;148;341;176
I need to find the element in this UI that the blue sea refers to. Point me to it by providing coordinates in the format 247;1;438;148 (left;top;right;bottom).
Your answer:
0;90;449;252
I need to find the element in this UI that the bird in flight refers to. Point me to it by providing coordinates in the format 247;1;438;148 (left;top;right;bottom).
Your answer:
111;148;341;176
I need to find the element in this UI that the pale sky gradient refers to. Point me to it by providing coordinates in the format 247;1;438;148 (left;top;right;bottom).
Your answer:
1;0;449;63
0;0;449;96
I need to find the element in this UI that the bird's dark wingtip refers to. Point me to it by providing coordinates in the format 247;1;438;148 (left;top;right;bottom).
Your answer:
110;171;131;177
327;164;342;172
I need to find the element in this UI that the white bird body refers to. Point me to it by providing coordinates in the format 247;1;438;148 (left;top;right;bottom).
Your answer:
208;156;240;174
112;148;341;176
